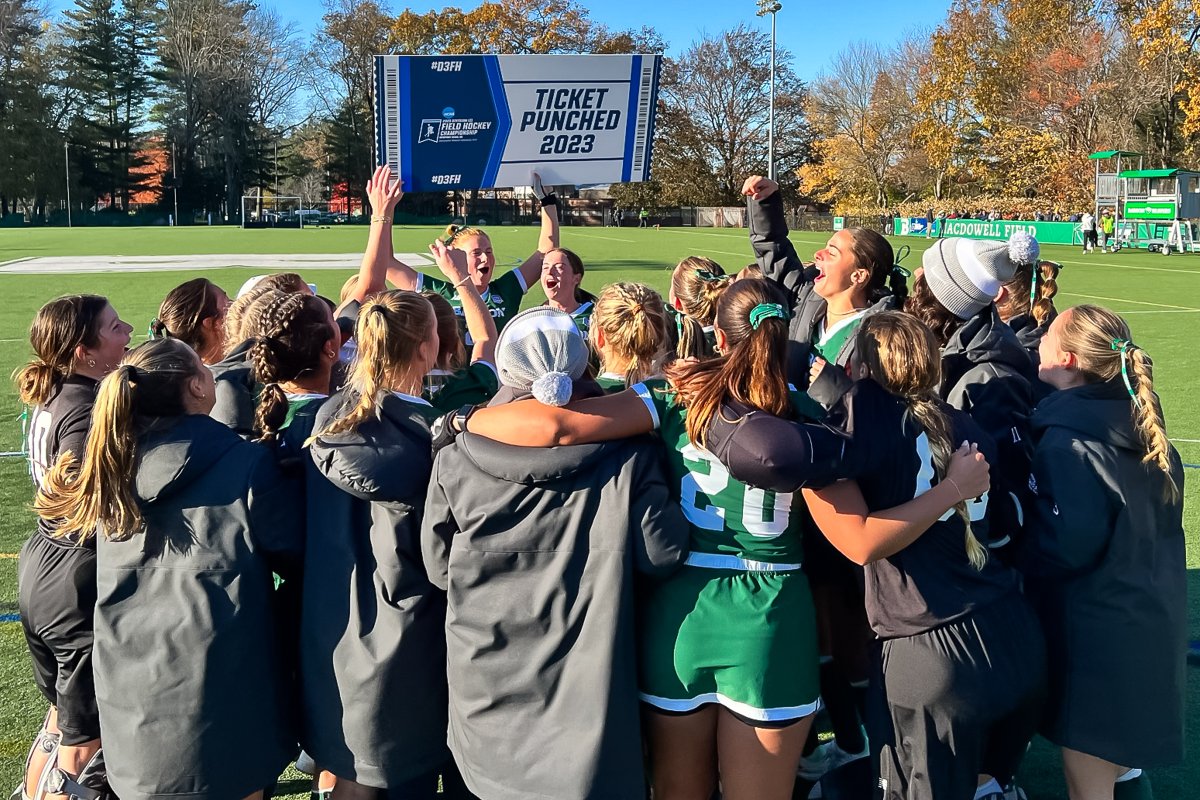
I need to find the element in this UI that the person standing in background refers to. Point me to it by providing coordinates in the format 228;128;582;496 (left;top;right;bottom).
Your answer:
1080;210;1097;254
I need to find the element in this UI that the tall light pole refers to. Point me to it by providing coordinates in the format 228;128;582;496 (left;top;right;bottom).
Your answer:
756;0;782;180
63;142;72;228
171;141;179;226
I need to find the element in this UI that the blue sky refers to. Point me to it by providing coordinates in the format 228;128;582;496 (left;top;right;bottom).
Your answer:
46;0;952;80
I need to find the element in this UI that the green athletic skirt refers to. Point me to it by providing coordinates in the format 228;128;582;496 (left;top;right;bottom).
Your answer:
638;563;820;722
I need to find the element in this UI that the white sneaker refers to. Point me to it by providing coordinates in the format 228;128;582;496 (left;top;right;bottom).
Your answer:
798;733;869;781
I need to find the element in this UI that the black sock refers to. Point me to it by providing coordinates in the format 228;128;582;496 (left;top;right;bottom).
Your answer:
850;680;868;723
802;718;820;757
820;660;865;754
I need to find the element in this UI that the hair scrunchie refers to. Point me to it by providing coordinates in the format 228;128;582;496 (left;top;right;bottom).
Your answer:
695;269;726;283
1110;338;1140;407
121;364;140;385
749;303;788;330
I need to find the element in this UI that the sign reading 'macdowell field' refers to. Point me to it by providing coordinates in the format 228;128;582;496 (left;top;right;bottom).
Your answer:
374;54;662;192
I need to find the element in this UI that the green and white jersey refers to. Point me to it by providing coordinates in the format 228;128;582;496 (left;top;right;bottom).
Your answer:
418;269;529;345
569;301;593;337
632;379;823;564
814;311;866;363
595;372;627;393
423;361;499;412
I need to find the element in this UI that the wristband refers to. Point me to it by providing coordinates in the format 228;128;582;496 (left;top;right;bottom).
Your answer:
371;215;392;224
539;192;558;208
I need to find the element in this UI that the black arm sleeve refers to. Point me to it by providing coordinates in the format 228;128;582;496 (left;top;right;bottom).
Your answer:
747;192;812;307
703;401;854;493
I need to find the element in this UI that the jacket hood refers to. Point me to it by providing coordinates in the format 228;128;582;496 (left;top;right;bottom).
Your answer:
308;390;434;501
1033;380;1142;452
1006;312;1050;352
454;431;619;485
210;339;253;379
135;415;243;505
944;305;1033;374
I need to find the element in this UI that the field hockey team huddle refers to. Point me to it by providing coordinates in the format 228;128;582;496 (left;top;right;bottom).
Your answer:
12;167;1185;800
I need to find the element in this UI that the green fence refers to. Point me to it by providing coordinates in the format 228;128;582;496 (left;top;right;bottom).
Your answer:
893;217;1081;245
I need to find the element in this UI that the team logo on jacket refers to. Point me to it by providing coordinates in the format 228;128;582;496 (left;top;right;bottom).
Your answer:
1028;474;1038;495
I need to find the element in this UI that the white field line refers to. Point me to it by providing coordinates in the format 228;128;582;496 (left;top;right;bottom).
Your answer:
566;231;637;244
1056;258;1200;276
1056;291;1200;311
0;253;434;273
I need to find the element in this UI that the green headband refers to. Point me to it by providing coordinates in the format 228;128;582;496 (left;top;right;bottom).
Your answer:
749;303;788;330
695;269;726;283
1110;338;1141;407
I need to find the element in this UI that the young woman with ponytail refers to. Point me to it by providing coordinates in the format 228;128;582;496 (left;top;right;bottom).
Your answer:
34;337;303;800
1022;304;1185;800
589;282;670;392
667;255;731;360
13;295;131;800
302;290;465;799
743;174;907;783
149;278;232;364
742;175;907;406
540;247;598;334
357;165;560;343
800;313;1046;800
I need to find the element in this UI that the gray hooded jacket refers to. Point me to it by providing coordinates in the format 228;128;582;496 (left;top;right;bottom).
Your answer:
422;432;688;800
94;414;303;800
302;390;449;787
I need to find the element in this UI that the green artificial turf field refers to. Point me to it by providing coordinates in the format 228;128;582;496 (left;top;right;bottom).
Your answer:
0;224;1196;798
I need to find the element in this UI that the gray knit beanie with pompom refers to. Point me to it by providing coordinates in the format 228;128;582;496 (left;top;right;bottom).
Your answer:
921;231;1040;319
495;307;589;406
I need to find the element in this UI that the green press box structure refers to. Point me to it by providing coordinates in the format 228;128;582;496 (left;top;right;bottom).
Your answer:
1090;150;1200;253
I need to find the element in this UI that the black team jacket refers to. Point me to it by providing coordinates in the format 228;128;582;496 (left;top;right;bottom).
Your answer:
301;390;449;787
1020;380;1186;767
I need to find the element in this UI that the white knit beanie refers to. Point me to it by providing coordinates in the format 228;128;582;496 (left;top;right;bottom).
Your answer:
495;307;589;406
922;232;1040;319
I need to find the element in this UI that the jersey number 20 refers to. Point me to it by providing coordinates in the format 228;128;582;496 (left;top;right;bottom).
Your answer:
679;443;792;537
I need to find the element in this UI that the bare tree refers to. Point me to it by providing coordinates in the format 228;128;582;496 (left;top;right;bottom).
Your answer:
807;41;907;206
654;25;810;206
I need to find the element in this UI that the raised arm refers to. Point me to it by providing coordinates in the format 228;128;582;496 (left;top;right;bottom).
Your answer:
802;442;989;565
348;166;407;303
516;172;561;289
428;240;497;365
463;389;653;446
742;175;809;300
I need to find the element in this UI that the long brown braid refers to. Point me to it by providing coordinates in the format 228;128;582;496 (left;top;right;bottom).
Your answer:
248;293;337;443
